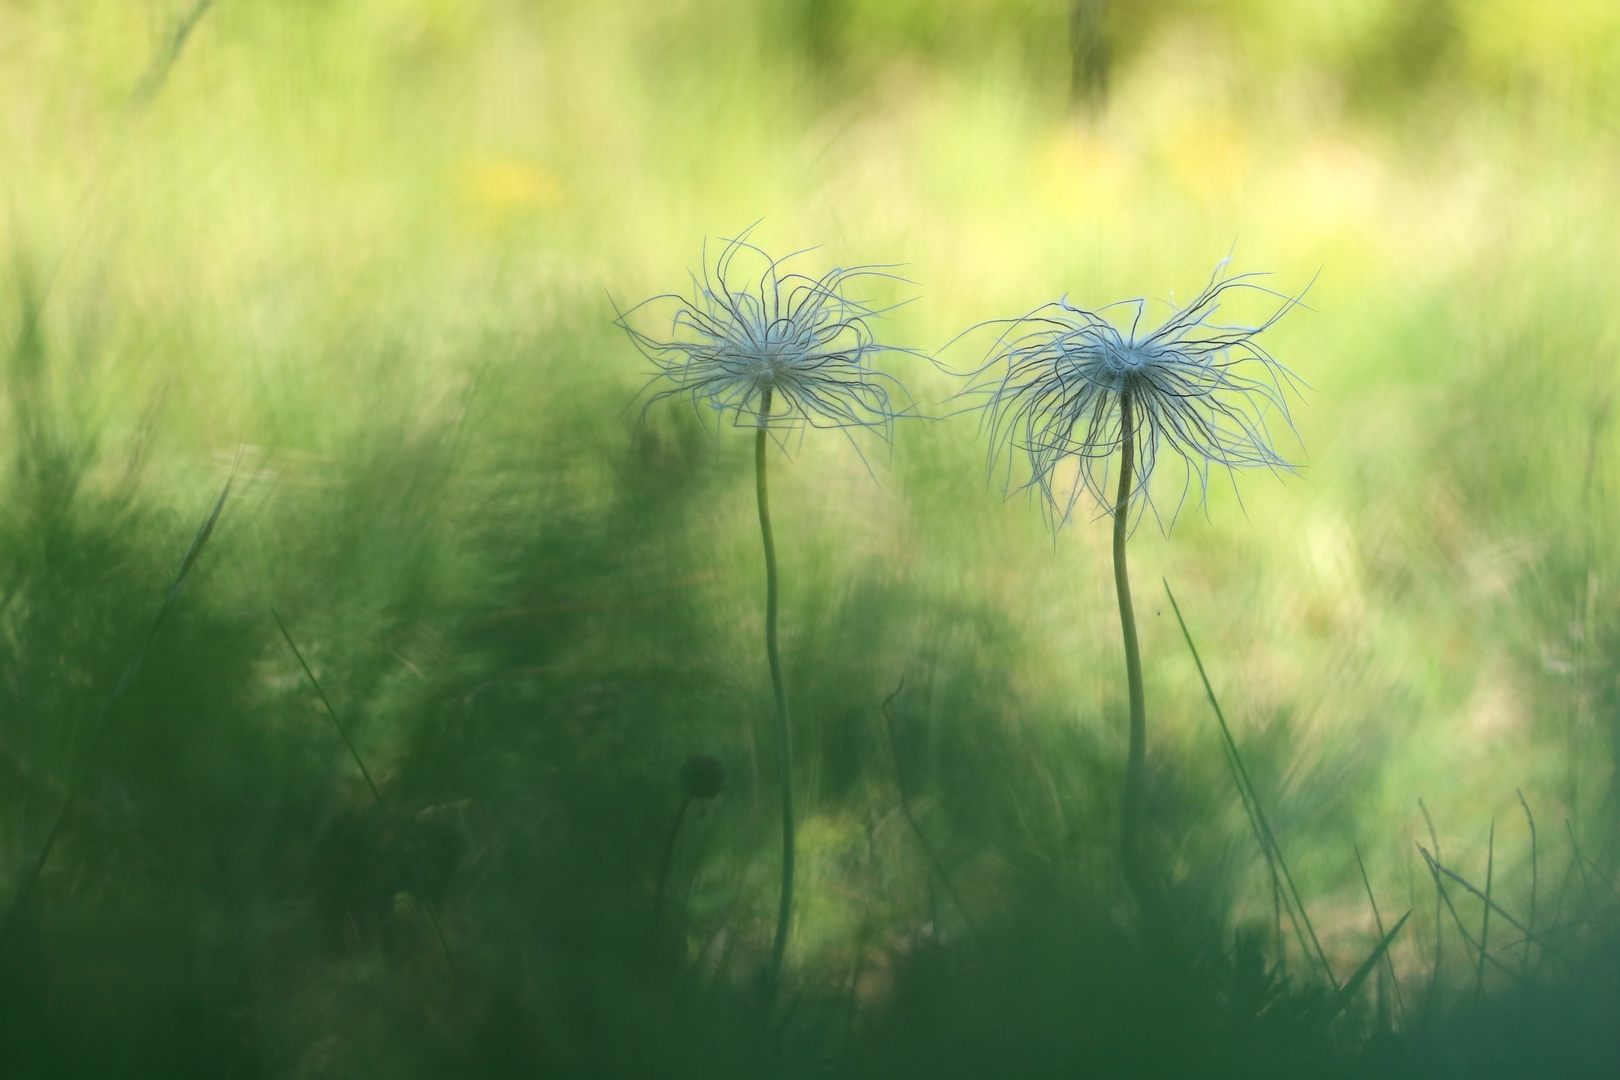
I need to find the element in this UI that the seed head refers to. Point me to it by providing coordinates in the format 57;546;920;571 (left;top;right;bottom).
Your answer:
617;231;915;438
680;754;727;800
971;262;1306;530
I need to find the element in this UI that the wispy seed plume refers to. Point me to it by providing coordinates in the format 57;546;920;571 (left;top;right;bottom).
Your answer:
970;261;1307;530
615;229;917;441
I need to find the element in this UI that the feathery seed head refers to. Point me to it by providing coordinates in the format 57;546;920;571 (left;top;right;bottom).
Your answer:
618;232;915;438
971;262;1306;530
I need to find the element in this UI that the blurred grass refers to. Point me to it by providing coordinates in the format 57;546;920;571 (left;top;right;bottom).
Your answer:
3;0;1620;1075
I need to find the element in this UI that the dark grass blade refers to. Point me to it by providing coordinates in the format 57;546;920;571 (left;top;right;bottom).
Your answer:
0;468;235;952
1323;909;1411;1025
1419;843;1485;981
1355;844;1407;1026
1493;917;1586;942
1566;820;1597;920
1421;843;1574;971
1475;818;1495;1002
1418;845;1526;987
1563;821;1618;936
1272;874;1285;973
1164;581;1336;988
272;608;454;965
1420;799;1444;1008
1517;790;1537;979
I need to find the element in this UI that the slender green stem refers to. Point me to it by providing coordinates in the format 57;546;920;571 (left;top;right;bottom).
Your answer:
756;390;795;996
1113;390;1148;902
652;796;694;929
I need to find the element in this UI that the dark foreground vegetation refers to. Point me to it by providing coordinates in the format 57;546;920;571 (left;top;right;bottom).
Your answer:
1;389;1616;1078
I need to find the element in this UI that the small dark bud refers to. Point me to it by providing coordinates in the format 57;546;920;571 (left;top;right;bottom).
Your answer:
680;754;726;800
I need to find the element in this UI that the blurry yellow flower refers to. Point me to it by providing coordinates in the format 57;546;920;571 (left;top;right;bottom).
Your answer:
458;158;563;226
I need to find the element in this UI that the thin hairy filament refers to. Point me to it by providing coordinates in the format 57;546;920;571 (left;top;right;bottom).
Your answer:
1114;389;1148;902
756;389;795;995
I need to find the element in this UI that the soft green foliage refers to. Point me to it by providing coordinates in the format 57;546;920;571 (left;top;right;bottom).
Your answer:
3;0;1620;1076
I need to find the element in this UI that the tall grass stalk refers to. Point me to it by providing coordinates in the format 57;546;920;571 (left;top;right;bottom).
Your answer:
1164;581;1335;986
1355;843;1407;1026
1420;798;1445;1007
1163;584;1415;1025
1517;790;1538;978
271;608;453;965
1324;909;1411;1026
1475;817;1495;1001
1416;843;1524;986
0;470;232;953
1421;840;1574;973
1564;820;1606;939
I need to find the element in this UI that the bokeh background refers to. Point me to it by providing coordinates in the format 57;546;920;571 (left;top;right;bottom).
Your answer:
3;1;1619;1076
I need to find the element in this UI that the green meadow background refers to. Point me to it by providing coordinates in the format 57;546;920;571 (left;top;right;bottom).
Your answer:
3;1;1619;1076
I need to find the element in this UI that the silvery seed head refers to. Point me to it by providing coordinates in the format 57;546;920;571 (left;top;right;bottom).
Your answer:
617;231;915;438
971;261;1305;530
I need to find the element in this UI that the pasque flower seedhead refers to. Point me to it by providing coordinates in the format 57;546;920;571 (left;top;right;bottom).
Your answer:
616;229;922;999
618;231;915;438
972;261;1306;529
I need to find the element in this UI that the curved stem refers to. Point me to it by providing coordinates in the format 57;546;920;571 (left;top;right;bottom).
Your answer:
756;391;795;997
1113;389;1148;904
652;796;694;929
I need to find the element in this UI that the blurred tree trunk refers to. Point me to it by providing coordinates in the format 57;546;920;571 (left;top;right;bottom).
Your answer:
1069;0;1110;108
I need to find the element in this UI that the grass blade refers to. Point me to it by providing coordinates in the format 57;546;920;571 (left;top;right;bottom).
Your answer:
1422;844;1571;968
1564;821;1611;937
1355;843;1407;1026
1324;909;1411;1024
1517;790;1537;979
0;468;234;953
1418;845;1526;987
272;609;454;964
1419;799;1444;1008
1164;580;1336;989
1475;817;1494;1002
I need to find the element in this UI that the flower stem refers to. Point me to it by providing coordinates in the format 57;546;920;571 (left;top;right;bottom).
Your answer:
756;390;795;997
652;795;694;929
1113;389;1148;904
